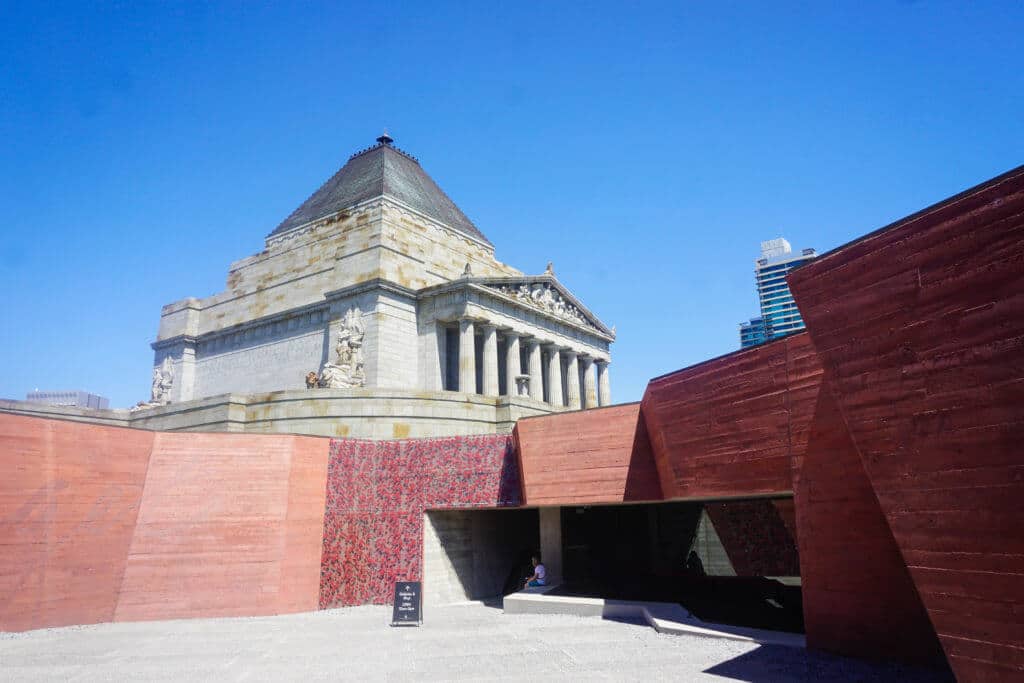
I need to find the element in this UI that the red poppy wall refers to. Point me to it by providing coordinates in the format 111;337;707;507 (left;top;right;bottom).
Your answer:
318;434;521;608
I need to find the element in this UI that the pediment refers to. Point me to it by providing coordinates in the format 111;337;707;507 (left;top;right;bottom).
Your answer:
478;276;613;337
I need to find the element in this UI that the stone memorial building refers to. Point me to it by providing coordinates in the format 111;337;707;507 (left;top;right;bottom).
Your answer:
133;134;614;437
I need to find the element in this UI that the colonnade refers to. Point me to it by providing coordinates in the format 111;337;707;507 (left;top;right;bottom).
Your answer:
456;318;611;408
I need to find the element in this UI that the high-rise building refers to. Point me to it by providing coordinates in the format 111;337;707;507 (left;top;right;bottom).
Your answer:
26;390;109;410
739;317;767;348
755;238;816;340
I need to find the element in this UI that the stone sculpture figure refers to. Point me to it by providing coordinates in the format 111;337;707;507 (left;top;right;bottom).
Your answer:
151;357;174;404
319;306;366;388
490;280;594;329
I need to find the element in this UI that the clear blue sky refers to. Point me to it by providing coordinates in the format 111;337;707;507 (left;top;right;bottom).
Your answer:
2;2;1022;407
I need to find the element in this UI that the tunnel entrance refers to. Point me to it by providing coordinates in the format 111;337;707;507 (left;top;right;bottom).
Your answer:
422;508;539;607
554;498;803;633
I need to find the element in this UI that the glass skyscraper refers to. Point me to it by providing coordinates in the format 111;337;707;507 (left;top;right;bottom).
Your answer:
739;317;767;348
755;238;816;340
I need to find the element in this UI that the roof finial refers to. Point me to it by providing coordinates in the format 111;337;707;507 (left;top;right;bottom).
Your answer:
376;128;394;146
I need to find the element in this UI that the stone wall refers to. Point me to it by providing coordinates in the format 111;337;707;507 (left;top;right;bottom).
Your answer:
691;509;737;577
193;318;328;398
157;198;520;345
377;201;521;290
422;509;538;606
1;390;561;439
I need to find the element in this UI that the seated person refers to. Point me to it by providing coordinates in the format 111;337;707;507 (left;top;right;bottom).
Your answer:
524;555;547;588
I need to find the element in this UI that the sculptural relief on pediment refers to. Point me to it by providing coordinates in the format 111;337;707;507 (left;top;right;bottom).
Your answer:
487;281;598;331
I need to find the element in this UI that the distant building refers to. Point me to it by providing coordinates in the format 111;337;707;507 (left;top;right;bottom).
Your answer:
739;238;817;348
755;238;816;340
739;317;767;348
26;390;109;410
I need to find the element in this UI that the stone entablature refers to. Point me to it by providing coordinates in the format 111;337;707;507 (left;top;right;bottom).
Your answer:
420;279;612;355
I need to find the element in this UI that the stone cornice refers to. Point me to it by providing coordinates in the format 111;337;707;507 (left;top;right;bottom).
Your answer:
153;298;330;349
151;335;197;351
418;275;615;341
325;278;418;302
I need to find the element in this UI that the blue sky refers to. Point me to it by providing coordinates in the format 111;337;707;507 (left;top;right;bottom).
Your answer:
2;1;1022;407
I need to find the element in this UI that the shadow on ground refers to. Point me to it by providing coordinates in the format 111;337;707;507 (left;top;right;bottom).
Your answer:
704;644;955;683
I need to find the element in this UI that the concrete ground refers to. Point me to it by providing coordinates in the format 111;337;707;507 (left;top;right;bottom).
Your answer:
0;603;952;682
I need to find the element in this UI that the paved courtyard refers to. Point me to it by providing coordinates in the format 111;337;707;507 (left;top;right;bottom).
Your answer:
0;603;951;682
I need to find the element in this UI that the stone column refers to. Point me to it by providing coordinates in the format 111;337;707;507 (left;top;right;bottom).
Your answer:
545;345;564;407
504;332;520;396
564;351;581;410
581;357;598;408
458;318;476;394
527;339;543;401
539;507;562;586
481;324;499;397
597;360;611;406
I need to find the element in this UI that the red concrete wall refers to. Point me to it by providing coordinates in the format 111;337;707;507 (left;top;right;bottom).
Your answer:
641;333;822;500
513;403;661;506
705;500;800;577
0;415;330;631
319;435;519;608
0;414;153;631
792;391;944;666
115;432;329;622
790;165;1024;681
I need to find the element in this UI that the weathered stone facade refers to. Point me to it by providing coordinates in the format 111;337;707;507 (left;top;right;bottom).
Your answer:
144;135;614;431
0;136;614;438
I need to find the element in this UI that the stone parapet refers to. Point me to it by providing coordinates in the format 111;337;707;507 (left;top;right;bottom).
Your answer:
1;390;563;439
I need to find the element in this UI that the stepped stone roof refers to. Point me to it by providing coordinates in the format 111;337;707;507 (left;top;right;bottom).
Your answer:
270;136;491;246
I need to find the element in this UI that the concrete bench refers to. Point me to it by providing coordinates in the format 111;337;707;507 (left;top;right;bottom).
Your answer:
502;587;805;648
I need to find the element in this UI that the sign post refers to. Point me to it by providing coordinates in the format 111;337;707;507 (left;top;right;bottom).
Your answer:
391;581;422;626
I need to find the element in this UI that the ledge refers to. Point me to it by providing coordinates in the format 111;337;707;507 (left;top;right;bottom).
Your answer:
503;588;806;648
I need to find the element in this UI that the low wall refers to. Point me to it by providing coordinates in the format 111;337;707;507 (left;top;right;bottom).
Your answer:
114;431;329;622
0;414;330;631
0;414;152;631
2;389;559;439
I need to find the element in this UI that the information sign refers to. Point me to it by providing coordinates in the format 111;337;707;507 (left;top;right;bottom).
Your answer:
391;581;422;626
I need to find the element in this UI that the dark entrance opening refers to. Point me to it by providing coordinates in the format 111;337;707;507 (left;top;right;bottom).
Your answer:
555;499;803;633
423;508;539;607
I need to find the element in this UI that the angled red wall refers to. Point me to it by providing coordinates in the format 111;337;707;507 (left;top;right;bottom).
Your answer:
0;415;330;631
792;391;944;666
0;414;152;631
790;165;1024;681
641;333;822;501
513;403;661;506
115;432;329;622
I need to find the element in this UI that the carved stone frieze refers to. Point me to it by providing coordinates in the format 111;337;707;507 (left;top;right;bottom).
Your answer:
488;281;595;330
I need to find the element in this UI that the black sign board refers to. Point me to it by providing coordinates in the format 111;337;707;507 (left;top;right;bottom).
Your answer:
391;581;422;626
